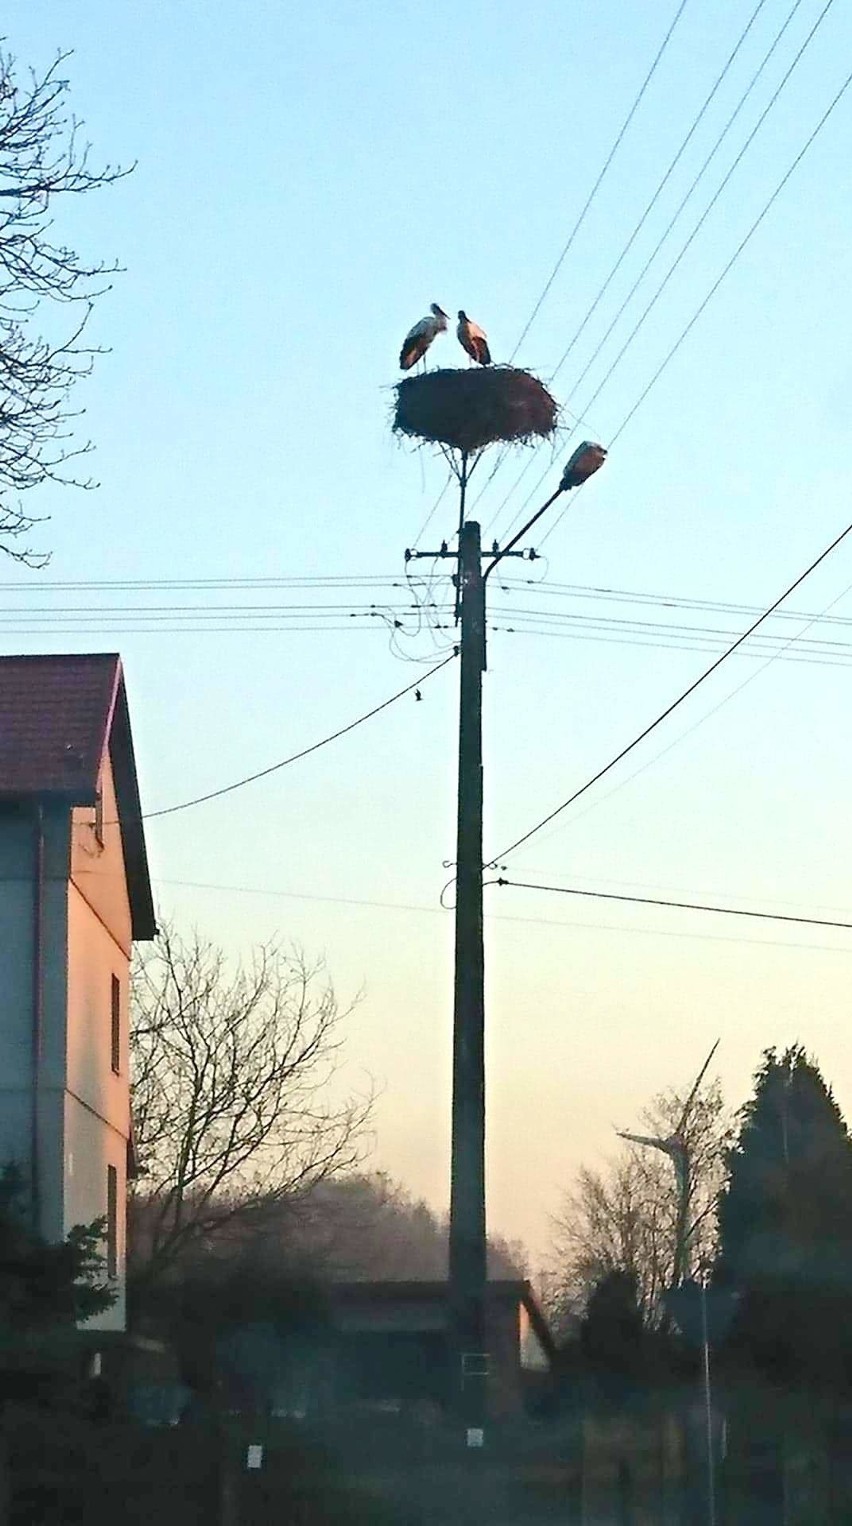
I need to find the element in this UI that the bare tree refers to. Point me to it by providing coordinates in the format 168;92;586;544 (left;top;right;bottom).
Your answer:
281;1171;528;1282
129;927;373;1289
0;43;131;562
548;1076;730;1334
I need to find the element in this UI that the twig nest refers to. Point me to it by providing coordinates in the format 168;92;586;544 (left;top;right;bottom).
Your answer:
393;366;558;455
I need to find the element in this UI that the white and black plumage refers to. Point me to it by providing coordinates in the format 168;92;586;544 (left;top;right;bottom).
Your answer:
399;303;449;370
457;310;491;366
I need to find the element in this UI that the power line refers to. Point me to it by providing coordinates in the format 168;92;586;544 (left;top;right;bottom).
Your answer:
538;50;852;550
9;571;852;628
546;0;773;391
494;877;852;932
497;576;852;627
489;510;852;866
507;577;852;857
488;603;852;650
554;0;808;412
487;0;811;542
489;625;852;670
510;0;693;363
151;876;852;953
606;62;852;452
0;574;404;591
410;469;454;551
135;651;456;824
569;0;838;424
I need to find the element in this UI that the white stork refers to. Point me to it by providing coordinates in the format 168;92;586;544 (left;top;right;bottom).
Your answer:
457;310;491;366
399;303;449;371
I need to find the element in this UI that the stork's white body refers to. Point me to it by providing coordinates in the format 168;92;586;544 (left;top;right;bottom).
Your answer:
457;310;491;366
399;303;448;370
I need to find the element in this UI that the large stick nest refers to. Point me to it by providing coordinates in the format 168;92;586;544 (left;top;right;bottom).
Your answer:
393;366;557;455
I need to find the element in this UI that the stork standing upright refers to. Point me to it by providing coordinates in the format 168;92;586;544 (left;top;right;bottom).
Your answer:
399;303;449;371
457;310;491;366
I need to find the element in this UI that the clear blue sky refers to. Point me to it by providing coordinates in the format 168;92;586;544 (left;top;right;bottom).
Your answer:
5;1;852;1264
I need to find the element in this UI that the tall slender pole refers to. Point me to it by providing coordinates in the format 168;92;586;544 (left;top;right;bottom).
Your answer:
701;1277;716;1526
449;517;487;1442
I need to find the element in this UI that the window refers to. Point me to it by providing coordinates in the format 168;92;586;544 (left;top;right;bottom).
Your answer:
110;975;121;1073
106;1165;118;1278
94;788;104;846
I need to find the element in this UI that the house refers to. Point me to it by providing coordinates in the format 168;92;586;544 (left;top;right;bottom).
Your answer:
323;1279;556;1418
0;653;155;1330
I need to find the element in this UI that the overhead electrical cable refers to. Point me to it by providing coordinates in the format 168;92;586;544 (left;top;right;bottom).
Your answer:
471;0;695;517
510;0;693;363
496;576;852;626
552;0;808;411
488;0;824;544
514;579;852;855
489;511;852;866
126;651;456;824
0;574;405;592
544;0;773;396
493;879;852;932
567;0;838;422
151;877;851;953
538;53;852;550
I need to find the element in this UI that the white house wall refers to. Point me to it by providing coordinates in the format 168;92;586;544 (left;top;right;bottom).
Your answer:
69;752;132;960
65;750;133;1329
66;882;130;1138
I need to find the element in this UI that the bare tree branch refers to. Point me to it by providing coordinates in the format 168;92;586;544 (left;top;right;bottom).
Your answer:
0;43;133;557
129;926;374;1290
547;1076;731;1334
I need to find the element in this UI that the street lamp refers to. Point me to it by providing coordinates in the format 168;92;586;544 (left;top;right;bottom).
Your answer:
485;442;608;579
559;440;608;490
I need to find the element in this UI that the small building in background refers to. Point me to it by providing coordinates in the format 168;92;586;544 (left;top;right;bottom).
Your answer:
326;1279;555;1418
0;653;155;1330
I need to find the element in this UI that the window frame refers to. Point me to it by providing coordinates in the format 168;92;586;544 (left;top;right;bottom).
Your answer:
94;788;105;846
106;1164;118;1279
110;974;121;1075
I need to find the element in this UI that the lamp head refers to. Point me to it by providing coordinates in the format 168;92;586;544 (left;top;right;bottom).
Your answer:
560;441;607;491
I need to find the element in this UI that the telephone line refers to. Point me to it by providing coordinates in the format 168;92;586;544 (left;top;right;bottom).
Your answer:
486;0;811;541
494;0;842;549
538;53;852;549
490;511;852;865
510;0;692;362
118;651;456;825
494;878;852;933
568;0;838;427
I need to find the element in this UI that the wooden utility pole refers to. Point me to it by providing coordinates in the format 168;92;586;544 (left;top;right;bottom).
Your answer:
449;517;488;1442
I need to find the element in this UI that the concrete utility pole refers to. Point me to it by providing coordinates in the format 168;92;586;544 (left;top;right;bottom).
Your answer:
448;518;488;1445
406;441;606;1448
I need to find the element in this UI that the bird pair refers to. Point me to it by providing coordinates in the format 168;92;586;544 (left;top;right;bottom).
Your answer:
399;303;491;371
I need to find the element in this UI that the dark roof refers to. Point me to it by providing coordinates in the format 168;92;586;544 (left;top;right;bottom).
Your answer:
328;1279;557;1362
330;1280;530;1304
0;653;156;940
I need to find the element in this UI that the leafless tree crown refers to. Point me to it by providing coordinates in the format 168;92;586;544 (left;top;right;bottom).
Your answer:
548;1078;730;1333
0;44;131;562
130;927;373;1287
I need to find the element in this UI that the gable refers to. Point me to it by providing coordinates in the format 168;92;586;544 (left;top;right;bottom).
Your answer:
70;750;133;955
0;653;155;941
